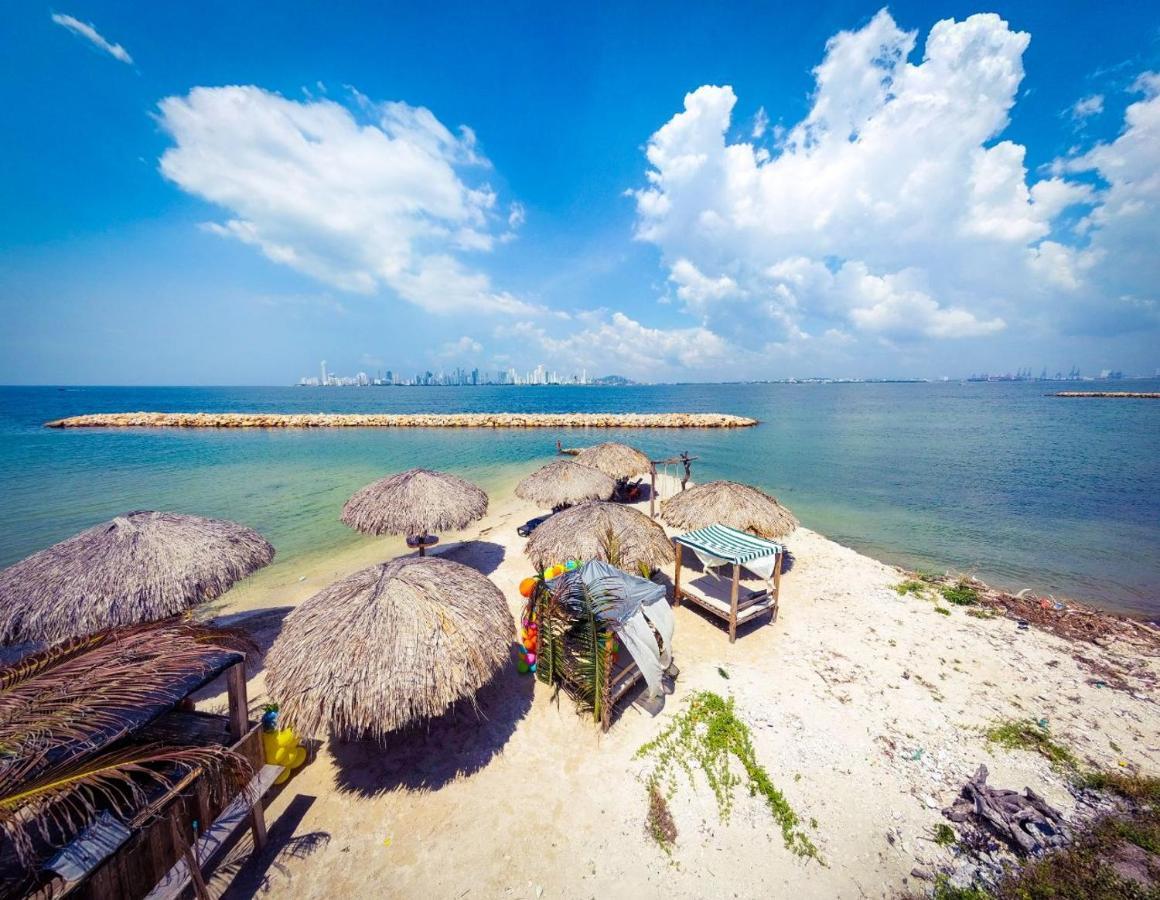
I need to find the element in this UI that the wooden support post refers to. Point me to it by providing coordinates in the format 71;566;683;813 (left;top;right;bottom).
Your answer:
418;540;426;557
226;662;248;743
249;802;268;852
600;645;612;733
225;661;267;850
171;818;210;900
672;542;682;607
648;462;657;518
729;563;740;643
773;550;783;603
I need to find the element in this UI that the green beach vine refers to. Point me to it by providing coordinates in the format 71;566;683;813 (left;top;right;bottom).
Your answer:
635;690;821;861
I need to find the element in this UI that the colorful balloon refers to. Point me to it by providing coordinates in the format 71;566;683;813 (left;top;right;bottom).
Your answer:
519;577;538;598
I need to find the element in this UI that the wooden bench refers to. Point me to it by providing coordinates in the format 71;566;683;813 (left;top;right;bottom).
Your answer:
145;763;283;900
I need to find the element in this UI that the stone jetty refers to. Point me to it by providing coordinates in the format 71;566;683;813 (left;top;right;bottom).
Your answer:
1053;391;1160;399
45;411;758;429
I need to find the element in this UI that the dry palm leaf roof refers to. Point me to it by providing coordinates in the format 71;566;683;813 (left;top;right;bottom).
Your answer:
341;468;488;537
0;511;274;645
265;556;513;740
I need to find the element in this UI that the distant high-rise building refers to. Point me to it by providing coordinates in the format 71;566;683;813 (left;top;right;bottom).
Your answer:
320;360;327;386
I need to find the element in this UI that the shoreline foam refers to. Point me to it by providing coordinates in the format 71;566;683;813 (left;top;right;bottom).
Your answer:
44;411;758;429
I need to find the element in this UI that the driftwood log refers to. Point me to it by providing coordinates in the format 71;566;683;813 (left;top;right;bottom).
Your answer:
943;765;1069;855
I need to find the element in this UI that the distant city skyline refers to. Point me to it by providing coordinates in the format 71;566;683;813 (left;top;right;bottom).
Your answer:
293;358;1155;388
299;360;593;387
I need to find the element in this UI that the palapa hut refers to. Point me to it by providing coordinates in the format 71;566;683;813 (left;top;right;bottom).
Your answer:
524;501;673;574
571;442;651;479
0;510;274;645
515;460;615;510
265;556;513;741
660;480;798;539
341;468;488;555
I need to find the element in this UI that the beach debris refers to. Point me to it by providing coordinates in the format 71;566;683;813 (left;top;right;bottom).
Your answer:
942;765;1069;856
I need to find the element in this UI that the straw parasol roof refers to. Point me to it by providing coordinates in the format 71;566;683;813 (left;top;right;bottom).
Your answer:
341;468;488;538
0;511;274;645
265;556;513;740
572;442;652;478
515;460;615;509
525;501;674;572
660;480;798;539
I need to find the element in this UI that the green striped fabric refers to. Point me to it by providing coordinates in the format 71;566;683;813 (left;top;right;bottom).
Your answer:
674;523;782;565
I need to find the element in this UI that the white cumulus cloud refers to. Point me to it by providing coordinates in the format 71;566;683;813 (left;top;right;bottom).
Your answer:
509;311;739;380
52;13;133;64
439;335;484;358
632;9;1158;355
158;86;535;315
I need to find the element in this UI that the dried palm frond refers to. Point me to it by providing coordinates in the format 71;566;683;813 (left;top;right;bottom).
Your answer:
0;744;250;872
0;620;254;879
0;620;251;776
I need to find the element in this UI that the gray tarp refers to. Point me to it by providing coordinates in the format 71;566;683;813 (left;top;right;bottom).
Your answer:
547;560;674;697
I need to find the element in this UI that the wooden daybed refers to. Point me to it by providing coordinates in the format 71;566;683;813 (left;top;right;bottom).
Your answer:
672;524;784;642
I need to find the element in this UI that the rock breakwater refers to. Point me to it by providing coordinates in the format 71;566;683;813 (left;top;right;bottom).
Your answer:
1053;391;1160;399
45;411;759;429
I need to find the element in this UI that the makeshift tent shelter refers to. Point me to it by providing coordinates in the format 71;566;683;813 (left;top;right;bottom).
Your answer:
341;468;488;555
265;556;513;741
515;461;615;510
660;480;798;539
0;620;275;899
0;511;275;645
673;524;785;642
529;560;675;731
524;501;674;574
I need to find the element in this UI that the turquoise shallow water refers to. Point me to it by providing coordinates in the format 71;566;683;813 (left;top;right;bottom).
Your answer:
1;382;1157;616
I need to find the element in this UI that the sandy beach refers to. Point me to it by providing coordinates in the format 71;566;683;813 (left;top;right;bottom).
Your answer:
200;472;1159;899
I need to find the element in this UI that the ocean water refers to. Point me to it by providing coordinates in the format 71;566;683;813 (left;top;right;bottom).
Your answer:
1;382;1157;616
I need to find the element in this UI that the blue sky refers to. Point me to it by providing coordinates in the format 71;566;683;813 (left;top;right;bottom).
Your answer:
1;2;1157;383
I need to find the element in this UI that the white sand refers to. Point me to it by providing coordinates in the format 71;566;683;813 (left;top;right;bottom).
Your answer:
204;474;1159;900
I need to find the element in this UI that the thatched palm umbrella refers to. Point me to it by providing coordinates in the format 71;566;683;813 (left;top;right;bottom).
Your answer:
660;480;798;539
265;556;513;740
341;468;488;555
0;511;274;645
515;460;615;510
572;442;651;479
524;501;674;572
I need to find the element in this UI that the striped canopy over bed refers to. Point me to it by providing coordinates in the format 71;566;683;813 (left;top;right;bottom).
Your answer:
673;523;783;578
